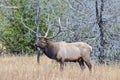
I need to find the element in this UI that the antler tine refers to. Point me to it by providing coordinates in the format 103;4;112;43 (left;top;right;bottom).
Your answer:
44;26;50;38
49;17;62;39
44;14;50;38
36;34;44;38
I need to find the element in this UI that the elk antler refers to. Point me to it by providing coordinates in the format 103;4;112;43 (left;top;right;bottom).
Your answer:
37;16;62;39
44;15;50;38
49;17;62;39
36;15;50;38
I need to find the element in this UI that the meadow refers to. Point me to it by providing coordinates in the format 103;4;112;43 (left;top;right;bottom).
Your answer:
0;55;120;80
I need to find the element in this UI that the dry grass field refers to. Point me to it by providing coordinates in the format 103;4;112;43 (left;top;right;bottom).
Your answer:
0;55;120;80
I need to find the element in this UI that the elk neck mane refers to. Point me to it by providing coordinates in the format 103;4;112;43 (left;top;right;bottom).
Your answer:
42;40;60;59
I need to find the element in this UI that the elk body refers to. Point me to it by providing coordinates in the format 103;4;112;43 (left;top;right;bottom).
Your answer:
35;38;92;71
35;17;92;71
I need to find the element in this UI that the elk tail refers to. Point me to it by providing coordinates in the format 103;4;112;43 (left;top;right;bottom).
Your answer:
89;46;92;53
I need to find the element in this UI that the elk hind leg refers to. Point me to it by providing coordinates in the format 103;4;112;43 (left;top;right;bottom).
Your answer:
83;58;92;71
78;58;85;71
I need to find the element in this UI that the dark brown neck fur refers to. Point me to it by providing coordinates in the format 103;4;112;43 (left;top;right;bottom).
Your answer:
42;41;59;60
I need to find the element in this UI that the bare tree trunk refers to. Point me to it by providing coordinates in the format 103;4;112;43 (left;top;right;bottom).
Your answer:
35;0;40;63
95;0;105;63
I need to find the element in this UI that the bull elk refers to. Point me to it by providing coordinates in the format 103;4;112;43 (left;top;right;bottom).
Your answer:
35;18;92;71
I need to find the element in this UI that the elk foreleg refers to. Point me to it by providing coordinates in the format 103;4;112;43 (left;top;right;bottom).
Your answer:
59;59;64;70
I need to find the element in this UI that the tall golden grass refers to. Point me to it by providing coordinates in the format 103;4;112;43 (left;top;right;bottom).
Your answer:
0;55;120;80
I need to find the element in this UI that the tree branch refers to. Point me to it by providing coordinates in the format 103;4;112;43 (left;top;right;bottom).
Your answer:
0;4;21;9
21;12;36;34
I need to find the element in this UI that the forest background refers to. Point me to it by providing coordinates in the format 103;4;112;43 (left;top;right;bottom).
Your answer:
0;0;120;63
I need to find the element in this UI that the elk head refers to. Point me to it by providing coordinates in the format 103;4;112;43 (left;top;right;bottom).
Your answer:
35;17;62;63
35;38;49;49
